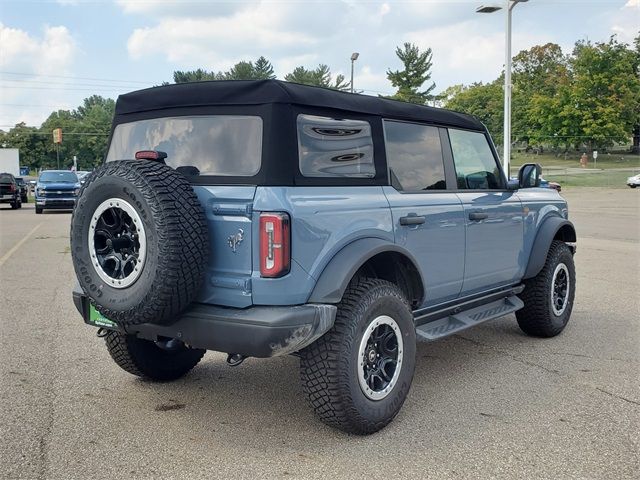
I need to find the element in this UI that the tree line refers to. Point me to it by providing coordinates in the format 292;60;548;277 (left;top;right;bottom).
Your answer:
442;35;640;152
1;35;637;171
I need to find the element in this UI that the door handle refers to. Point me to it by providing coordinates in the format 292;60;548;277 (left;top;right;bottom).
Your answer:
400;215;426;226
468;212;489;221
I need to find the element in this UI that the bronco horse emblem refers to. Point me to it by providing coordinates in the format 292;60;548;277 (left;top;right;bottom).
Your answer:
227;229;244;253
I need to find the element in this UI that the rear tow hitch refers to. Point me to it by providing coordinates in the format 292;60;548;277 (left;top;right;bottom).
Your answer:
226;353;246;367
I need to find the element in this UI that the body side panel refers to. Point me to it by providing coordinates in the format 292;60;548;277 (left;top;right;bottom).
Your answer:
251;186;394;305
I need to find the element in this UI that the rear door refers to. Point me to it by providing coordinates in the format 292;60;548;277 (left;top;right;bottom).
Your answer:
446;128;524;294
383;120;465;307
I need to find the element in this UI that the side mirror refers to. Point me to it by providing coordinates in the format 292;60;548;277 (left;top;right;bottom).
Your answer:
518;163;542;189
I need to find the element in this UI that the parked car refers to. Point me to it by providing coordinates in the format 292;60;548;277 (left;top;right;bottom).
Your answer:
627;173;640;188
0;172;22;209
15;177;29;202
34;170;80;214
70;80;577;435
76;171;91;184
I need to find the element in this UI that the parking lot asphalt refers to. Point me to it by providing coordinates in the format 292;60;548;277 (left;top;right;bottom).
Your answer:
0;188;638;480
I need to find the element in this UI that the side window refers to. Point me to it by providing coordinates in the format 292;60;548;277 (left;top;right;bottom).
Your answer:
383;120;446;191
448;129;503;190
297;114;375;178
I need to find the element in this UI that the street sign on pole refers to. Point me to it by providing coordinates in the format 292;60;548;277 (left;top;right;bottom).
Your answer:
593;150;598;168
52;128;63;144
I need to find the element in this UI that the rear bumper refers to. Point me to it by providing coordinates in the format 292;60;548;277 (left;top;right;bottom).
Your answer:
72;286;336;358
0;194;16;203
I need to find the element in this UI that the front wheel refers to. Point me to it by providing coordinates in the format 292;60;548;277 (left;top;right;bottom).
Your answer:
35;206;43;214
516;240;576;337
300;278;416;434
104;330;205;381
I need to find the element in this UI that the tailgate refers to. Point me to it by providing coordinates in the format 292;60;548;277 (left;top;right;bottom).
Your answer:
193;185;256;308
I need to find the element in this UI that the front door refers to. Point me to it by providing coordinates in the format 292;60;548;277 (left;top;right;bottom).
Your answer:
446;128;524;295
383;121;465;307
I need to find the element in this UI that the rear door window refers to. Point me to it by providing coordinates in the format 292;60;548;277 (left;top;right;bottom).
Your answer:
297;114;375;178
383;120;446;191
448;129;503;190
106;115;263;177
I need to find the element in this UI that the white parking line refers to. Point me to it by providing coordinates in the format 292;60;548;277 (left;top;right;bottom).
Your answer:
0;223;43;268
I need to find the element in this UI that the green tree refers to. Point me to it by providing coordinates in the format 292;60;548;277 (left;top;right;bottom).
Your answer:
173;68;221;83
284;64;349;90
253;56;276;79
0;123;48;171
569;37;640;150
386;42;436;104
172;57;276;83
445;81;504;145
512;43;571;148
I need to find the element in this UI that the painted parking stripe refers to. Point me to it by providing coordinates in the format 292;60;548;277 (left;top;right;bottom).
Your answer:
0;223;43;267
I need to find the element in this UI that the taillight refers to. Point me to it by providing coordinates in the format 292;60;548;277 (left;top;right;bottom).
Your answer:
9;184;16;192
259;212;290;278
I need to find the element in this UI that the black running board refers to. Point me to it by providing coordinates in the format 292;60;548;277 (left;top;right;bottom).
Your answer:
415;295;524;342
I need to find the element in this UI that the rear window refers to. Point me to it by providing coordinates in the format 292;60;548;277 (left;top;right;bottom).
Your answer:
297;114;375;178
0;174;14;184
106;115;263;177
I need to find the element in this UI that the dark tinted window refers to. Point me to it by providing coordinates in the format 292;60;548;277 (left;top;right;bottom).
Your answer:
39;171;78;183
383;120;446;191
106;115;262;177
298;115;375;178
448;129;503;190
0;174;14;184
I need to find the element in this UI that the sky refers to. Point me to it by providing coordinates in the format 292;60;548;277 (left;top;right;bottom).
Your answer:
0;0;638;128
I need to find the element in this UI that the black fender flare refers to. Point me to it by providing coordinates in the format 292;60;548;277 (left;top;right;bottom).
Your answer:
307;238;425;304
524;217;576;279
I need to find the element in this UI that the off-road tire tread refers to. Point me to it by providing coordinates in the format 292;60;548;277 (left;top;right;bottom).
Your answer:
300;277;412;434
70;160;208;326
516;240;575;337
104;330;205;381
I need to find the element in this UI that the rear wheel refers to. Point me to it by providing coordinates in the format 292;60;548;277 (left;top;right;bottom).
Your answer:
104;330;205;381
517;240;576;337
300;278;416;434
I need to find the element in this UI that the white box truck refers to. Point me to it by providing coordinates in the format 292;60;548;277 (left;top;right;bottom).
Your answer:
0;149;20;176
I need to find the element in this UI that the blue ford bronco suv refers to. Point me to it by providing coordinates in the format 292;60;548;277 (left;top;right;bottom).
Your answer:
70;80;576;434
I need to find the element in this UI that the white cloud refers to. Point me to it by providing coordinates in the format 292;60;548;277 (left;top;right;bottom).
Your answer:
126;3;316;68
609;0;640;43
0;23;77;126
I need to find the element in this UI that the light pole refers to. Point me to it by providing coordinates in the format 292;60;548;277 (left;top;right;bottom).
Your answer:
350;52;359;93
477;0;529;177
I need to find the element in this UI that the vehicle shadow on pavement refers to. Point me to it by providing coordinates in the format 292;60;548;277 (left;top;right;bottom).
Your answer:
114;315;554;440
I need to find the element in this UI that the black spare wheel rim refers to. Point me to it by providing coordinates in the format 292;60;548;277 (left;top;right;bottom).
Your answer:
89;198;146;289
70;160;209;327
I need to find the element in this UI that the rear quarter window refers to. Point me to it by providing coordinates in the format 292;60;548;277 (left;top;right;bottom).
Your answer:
297;114;375;178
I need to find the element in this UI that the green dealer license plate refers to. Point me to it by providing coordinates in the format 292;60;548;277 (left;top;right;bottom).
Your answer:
89;304;118;328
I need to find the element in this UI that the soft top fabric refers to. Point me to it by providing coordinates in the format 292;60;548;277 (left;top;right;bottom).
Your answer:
115;80;484;131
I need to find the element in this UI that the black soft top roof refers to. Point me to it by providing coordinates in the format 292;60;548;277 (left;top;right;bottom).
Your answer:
115;79;484;131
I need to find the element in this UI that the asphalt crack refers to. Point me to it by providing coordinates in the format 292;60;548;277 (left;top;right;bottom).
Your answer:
594;387;640;407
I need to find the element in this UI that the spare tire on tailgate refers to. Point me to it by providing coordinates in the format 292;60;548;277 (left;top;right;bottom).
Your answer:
70;160;209;326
